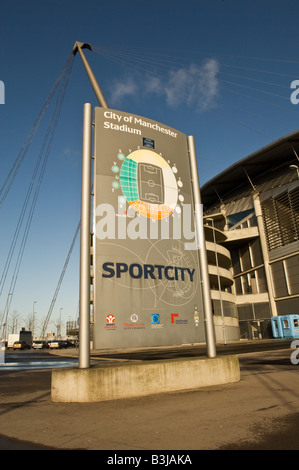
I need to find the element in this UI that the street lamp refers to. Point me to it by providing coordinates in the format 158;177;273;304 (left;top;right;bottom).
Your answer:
33;301;37;339
59;308;63;338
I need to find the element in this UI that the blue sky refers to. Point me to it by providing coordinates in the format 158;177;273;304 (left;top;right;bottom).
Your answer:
1;0;299;335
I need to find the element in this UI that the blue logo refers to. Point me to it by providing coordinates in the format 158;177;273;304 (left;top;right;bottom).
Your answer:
151;314;160;325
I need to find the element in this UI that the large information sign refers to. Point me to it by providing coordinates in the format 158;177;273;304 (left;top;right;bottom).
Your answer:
92;108;205;349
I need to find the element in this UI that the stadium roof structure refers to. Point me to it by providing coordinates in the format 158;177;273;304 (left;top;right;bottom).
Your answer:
201;130;299;209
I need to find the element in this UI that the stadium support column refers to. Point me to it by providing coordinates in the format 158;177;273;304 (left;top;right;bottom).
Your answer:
253;192;278;317
188;136;216;358
79;103;92;369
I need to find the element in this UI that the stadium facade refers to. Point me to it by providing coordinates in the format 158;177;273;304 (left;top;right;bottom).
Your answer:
202;131;299;341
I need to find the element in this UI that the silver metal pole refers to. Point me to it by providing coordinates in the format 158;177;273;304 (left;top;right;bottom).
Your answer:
79;103;92;368
73;41;108;109
187;136;216;358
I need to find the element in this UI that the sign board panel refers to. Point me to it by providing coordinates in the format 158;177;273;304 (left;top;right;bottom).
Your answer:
92;108;205;349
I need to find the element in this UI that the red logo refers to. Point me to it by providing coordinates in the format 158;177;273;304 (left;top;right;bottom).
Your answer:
171;313;179;323
106;314;115;324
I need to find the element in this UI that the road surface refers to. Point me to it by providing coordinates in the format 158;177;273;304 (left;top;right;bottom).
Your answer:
0;340;298;450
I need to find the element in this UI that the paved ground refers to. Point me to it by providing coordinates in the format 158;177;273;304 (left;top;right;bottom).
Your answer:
0;340;299;451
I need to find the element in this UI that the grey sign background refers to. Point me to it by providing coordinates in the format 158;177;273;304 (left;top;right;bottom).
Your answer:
92;108;205;349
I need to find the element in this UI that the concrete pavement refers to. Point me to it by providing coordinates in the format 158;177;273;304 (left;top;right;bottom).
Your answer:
0;340;299;450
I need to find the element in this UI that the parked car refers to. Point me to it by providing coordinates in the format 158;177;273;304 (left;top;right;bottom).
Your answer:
60;340;75;348
32;340;49;349
13;341;30;350
48;340;62;349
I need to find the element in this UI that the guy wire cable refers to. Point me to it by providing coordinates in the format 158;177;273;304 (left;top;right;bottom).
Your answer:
41;221;80;338
91;46;291;139
0;53;74;209
0;59;73;333
91;44;299;143
95;46;292;104
0;54;74;330
0;55;74;299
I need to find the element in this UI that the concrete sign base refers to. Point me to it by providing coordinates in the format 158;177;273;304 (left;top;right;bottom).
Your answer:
51;355;240;403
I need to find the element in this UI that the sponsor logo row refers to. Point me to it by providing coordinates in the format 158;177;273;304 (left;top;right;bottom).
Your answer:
104;313;197;330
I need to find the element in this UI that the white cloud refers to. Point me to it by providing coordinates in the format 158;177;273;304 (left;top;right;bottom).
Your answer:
163;59;220;111
109;59;220;112
145;75;163;95
109;77;138;105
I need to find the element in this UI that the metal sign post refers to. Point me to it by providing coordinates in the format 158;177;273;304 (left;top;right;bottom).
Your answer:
187;136;216;358
73;42;108;109
79;102;92;369
74;41;109;368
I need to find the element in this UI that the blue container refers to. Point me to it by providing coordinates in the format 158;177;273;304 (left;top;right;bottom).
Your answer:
280;314;299;339
289;314;299;338
271;316;284;338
